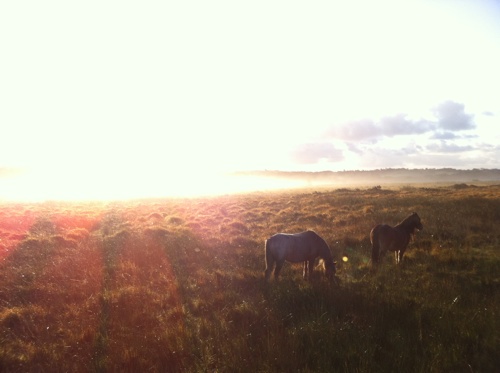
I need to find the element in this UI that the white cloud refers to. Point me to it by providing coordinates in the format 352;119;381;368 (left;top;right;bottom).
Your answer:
432;101;475;131
292;142;344;165
325;100;476;142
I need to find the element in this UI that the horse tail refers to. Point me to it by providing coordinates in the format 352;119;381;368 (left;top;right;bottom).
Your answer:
370;226;380;265
264;238;274;280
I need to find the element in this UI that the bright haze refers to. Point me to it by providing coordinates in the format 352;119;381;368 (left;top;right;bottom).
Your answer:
1;1;500;200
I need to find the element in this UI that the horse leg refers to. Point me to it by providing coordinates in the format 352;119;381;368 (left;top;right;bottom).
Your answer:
306;259;314;279
394;250;399;265
264;240;276;281
399;248;406;264
274;260;285;280
378;247;386;263
372;241;386;266
265;264;274;281
302;260;314;280
265;256;274;281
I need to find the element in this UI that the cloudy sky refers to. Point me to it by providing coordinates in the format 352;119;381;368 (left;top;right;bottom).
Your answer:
1;1;500;199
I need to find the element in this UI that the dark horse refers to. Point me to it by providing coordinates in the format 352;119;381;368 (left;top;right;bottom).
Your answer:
265;230;337;280
370;212;423;265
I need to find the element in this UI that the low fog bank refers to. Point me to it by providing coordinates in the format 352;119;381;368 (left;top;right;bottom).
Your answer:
2;168;500;202
233;168;500;189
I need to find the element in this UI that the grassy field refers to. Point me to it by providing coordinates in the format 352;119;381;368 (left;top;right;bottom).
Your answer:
0;184;499;372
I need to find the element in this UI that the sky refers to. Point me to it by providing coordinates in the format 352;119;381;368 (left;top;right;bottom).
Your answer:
1;0;500;199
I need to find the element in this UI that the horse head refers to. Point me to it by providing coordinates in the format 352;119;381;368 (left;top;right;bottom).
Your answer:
411;212;423;231
324;260;337;279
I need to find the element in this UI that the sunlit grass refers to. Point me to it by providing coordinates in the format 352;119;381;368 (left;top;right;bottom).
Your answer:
0;185;499;371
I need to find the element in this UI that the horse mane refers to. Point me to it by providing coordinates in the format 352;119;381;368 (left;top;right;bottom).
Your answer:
398;212;420;232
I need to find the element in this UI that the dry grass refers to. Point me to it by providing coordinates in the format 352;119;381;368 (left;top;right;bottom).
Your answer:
0;185;499;372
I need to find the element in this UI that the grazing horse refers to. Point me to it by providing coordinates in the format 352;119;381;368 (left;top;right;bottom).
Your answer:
264;230;337;280
370;212;423;265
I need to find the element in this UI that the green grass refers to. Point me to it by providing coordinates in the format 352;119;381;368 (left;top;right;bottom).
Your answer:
0;185;499;372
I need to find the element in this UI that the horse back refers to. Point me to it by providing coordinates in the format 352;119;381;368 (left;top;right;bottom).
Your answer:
267;231;327;263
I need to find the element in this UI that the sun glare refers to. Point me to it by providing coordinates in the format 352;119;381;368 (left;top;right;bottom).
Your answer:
0;166;309;202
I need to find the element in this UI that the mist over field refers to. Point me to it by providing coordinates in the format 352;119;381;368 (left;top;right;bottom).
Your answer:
235;168;500;189
2;167;500;202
